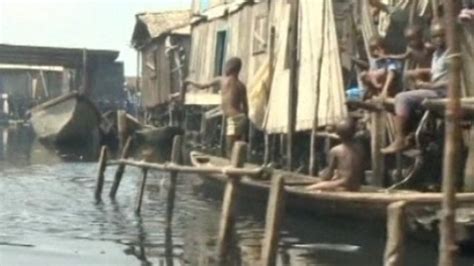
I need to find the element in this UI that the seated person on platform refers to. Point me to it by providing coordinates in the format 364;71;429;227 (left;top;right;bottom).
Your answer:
381;21;448;154
185;57;248;156
306;118;366;192
360;37;403;99
459;0;474;22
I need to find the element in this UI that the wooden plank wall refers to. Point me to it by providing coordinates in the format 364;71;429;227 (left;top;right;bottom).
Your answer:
189;1;273;94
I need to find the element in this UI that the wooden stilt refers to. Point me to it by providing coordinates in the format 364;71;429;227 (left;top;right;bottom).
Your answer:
371;108;386;187
261;175;286;266
220;115;226;157
439;1;463;265
166;136;182;228
135;168;148;214
109;137;133;199
264;27;276;166
217;141;247;265
94;146;108;202
384;201;406;266
464;126;474;192
117;110;128;150
279;134;285;166
247;123;255;159
264;134;271;165
287;0;299;171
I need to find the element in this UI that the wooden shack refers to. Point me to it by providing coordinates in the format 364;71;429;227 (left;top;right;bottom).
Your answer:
0;44;125;115
131;10;192;117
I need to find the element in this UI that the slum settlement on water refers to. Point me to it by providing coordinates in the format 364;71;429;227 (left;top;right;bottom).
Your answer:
1;0;474;265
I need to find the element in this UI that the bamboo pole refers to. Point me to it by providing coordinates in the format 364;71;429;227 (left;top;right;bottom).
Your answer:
261;175;286;266
286;0;299;171
94;146;108;202
109;137;133;199
166;136;182;228
439;1;463;265
309;0;328;176
383;201;406;266
135;168;148;214
217;141;247;265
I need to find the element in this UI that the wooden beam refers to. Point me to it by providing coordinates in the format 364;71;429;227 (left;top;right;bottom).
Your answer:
109;137;133;199
108;158;266;178
217;142;247;265
261;175;286;266
464;127;474;192
264;27;277;165
94;146;108;202
166;136;182;228
135;168;148;214
371;103;386;187
439;1;463;265
384;201;407;266
286;0;299;171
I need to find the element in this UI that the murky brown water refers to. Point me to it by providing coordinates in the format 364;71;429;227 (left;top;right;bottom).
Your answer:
1;125;473;266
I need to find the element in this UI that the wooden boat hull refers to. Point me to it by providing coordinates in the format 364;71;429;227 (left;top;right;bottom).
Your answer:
30;93;101;146
189;151;474;220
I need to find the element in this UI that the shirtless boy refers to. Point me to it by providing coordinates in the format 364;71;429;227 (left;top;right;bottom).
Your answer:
185;57;248;156
306;118;366;192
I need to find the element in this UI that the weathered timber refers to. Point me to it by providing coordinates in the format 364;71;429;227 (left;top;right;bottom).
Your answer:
166;136;182;228
384;201;407;266
264;27;277;165
439;1;463;265
287;0;299;171
135;168;148;214
423;98;474;118
217;142;247;265
109;137;133;199
346;100;384;112
107;159;266;177
371;101;386;187
261;175;286;266
94;146;108;202
465;126;474;192
117;110;128;150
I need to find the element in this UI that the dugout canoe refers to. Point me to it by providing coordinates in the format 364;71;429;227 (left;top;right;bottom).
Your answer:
30;92;101;146
190;151;474;220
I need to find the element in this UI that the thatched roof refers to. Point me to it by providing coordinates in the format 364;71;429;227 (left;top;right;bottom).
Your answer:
131;10;191;48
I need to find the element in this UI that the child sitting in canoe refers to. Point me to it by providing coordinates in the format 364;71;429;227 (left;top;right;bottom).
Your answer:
306;118;366;192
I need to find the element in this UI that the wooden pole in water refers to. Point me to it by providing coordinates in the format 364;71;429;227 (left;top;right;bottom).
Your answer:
135;168;148;214
117;110;128;150
166;135;182;228
261;175;286;266
439;1;463;265
217;141;247;265
94;146;108;202
383;201;406;266
286;0;299;171
109;137;133;199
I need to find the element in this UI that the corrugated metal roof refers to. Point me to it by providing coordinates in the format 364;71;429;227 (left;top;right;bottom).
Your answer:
136;10;191;39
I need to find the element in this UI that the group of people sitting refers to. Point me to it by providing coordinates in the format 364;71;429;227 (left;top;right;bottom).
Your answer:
310;16;455;192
